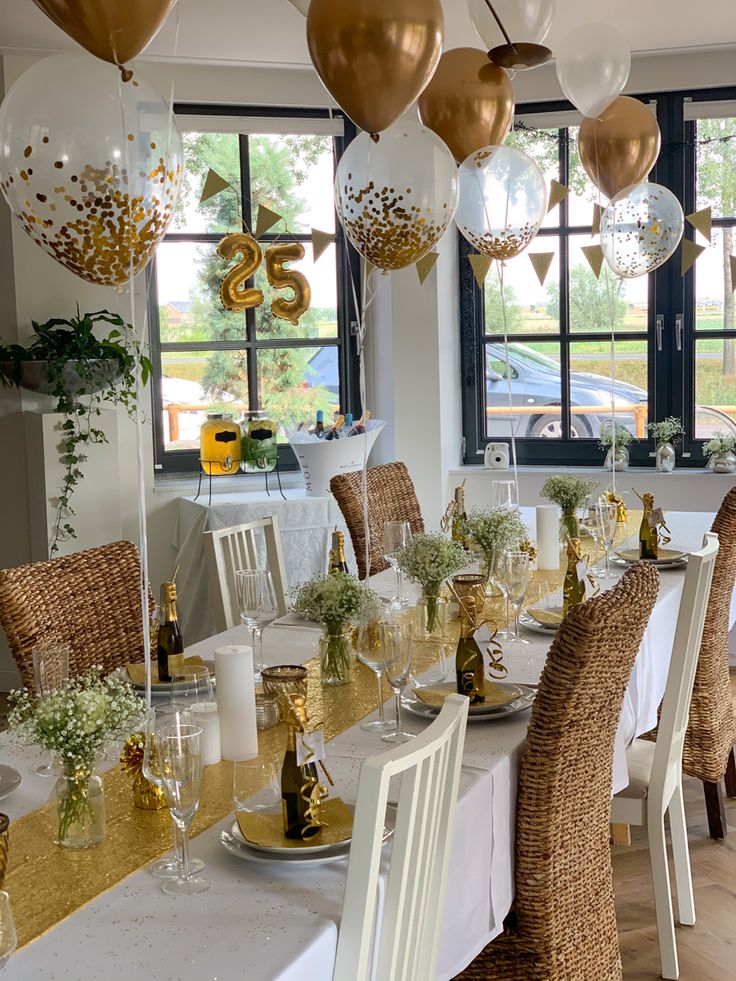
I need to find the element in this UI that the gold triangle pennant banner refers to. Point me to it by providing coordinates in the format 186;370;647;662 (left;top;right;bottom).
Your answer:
416;251;439;285
547;180;569;214
592;203;604;236
681;239;706;277
731;255;736;290
311;228;336;262
581;243;605;279
468;253;493;288
199;168;231;204
529;252;555;286
686;206;712;242
255;205;283;239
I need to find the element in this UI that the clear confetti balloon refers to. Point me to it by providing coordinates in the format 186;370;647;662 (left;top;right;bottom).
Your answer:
0;52;183;287
455;145;547;260
600;181;683;279
334;120;458;271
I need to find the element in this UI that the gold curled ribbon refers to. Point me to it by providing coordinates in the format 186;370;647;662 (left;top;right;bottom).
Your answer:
447;579;508;679
440;499;457;534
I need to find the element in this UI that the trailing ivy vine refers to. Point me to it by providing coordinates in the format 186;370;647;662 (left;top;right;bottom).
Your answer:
0;309;151;554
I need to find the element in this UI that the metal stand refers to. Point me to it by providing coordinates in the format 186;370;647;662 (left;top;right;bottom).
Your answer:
193;459;286;505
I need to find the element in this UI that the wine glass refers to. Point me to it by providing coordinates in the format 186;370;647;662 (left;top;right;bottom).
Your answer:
235;569;278;679
383;521;412;609
32;644;69;777
380;620;414;745
169;664;214;711
497;551;530;644
355;606;395;735
596;500;619;578
156;723;209;896
490;479;517;509
491;550;512;638
0;892;17;971
142;705;204;880
580;505;605;574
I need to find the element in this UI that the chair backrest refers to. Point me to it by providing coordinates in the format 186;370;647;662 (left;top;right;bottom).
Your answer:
203;516;288;632
683;487;736;782
333;693;469;981
0;540;152;689
513;563;659;980
330;462;424;580
650;533;718;803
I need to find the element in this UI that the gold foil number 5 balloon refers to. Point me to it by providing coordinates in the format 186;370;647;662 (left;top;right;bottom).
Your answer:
265;243;311;326
217;235;311;324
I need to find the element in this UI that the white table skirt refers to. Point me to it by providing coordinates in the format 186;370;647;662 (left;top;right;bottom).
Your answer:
8;511;734;979
172;491;356;644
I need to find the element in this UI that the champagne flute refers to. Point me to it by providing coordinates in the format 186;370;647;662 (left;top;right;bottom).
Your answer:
596;500;618;578
380;620;414;745
235;569;278;679
580;506;605;574
355;606;395;735
492;550;512;638
0;892;17;971
498;551;531;644
383;521;412;609
142;705;204;880
156;723;210;896
32;644;69;776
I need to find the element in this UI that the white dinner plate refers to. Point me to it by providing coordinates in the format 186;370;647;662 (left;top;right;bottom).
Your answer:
220;828;351;867
611;553;687;570
519;610;558;635
403;686;536;724
113;663;217;694
0;764;22;800
231;806;356;856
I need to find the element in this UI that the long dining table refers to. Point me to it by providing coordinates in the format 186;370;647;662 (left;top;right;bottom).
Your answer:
4;510;734;980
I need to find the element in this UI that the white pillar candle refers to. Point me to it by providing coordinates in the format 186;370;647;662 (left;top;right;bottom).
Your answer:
190;701;221;766
214;645;258;761
536;505;560;571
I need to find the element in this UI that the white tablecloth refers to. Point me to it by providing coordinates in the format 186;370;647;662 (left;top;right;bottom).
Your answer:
8;511;734;980
172;491;356;644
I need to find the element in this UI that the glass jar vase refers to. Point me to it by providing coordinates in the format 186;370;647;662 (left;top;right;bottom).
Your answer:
655;441;676;473
319;626;353;686
417;591;448;641
604;445;629;471
55;766;105;849
710;451;736;474
559;510;579;546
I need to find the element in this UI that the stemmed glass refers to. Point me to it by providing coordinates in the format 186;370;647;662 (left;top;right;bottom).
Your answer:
235;569;278;679
596;500;618;578
156;722;210;896
490;479;517;509
497;551;531;644
32;644;69;776
580;505;605;574
142;705;205;880
0;892;16;971
380;620;414;745
355;606;395;735
383;521;412;609
492;550;512;638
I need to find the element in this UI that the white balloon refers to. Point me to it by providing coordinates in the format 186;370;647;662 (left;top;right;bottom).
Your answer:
601;182;684;279
467;0;554;49
555;23;631;119
455;145;547;260
335;120;458;271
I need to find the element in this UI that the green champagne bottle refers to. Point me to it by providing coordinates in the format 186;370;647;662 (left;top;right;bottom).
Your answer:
451;485;469;549
455;596;486;705
639;492;659;560
563;538;586;615
327;529;350;575
281;696;321;840
156;582;184;683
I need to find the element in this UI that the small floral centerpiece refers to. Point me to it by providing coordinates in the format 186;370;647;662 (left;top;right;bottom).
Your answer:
397;533;471;637
8;667;142;848
704;431;736;473
292;572;377;685
599;421;633;471
648;416;685;473
541;474;597;543
463;507;528;590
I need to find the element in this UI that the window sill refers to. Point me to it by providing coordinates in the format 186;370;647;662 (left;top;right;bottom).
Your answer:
449;464;733;478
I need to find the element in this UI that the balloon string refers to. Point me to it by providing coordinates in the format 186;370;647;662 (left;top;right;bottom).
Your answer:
498;263;519;504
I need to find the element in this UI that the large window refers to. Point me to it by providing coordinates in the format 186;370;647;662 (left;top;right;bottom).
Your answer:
149;107;359;473
461;89;736;467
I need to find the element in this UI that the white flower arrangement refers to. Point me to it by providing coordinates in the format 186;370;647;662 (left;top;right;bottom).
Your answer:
541;474;597;514
464;507;527;556
703;430;736;458
598;421;634;450
396;533;470;596
292;572;377;632
648;416;685;446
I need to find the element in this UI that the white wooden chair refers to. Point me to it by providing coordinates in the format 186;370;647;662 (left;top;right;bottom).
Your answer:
610;533;719;980
203;517;288;632
333;693;469;981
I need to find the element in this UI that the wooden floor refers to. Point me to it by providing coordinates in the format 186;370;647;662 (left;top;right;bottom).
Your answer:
614;670;736;981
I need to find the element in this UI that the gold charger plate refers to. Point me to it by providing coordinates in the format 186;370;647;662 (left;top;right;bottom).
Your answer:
526;605;563;627
615;547;686;566
235;797;354;853
413;681;523;714
125;655;211;690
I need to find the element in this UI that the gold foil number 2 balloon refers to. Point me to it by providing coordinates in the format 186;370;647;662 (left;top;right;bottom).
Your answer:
217;235;311;325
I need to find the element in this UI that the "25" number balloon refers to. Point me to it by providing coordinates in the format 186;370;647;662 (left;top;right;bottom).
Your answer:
216;234;311;325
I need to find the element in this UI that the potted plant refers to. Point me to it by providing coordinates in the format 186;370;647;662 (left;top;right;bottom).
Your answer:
463;507;528;595
541;474;597;544
648;417;685;473
599;421;633;470
396;533;470;639
703;431;736;473
0;309;151;554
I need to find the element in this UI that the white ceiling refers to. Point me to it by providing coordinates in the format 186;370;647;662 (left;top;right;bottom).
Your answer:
0;0;734;68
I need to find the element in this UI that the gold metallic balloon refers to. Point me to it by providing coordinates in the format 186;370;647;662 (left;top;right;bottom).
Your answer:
577;96;661;201
218;234;264;312
265;243;312;325
31;0;177;68
307;0;444;137
418;48;514;164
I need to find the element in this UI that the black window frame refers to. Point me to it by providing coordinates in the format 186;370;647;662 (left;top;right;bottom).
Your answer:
148;104;361;475
461;86;736;468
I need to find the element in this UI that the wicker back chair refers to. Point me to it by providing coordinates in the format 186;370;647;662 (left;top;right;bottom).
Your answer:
458;562;660;981
0;541;152;690
330;462;424;580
